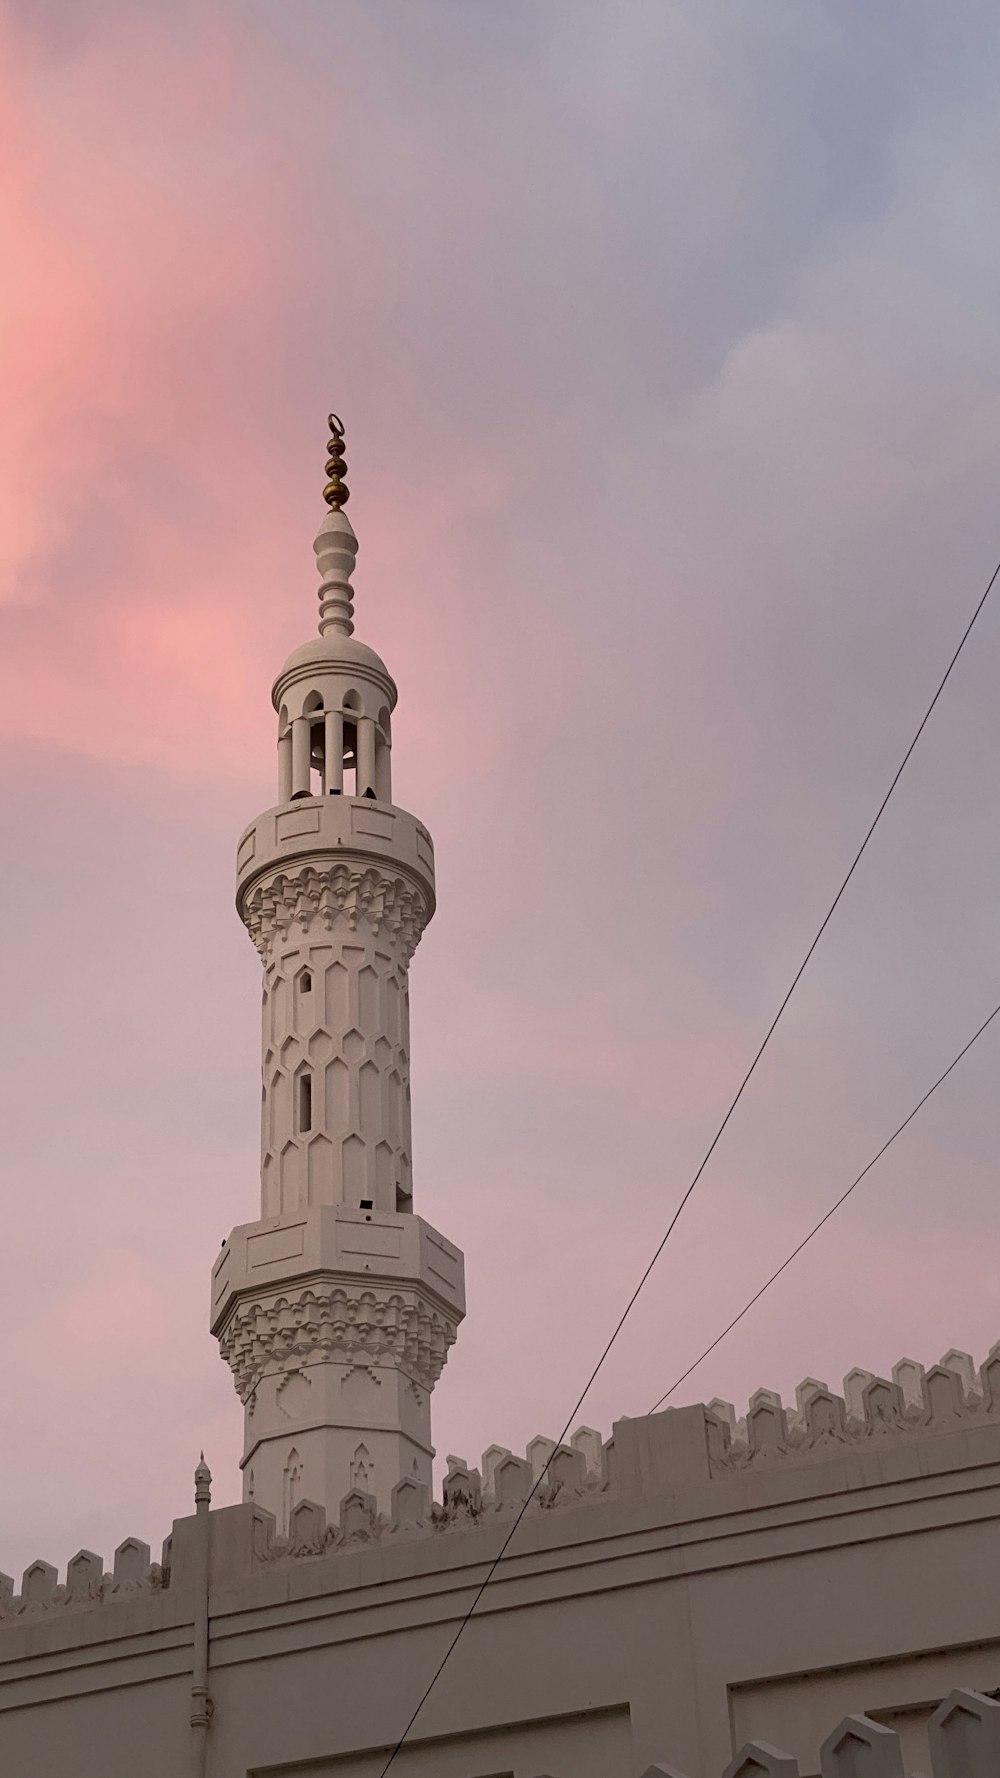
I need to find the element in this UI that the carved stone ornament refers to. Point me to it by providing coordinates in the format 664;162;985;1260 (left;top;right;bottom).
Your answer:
708;1342;1000;1478
0;1546;164;1627
242;863;428;963
218;1281;459;1401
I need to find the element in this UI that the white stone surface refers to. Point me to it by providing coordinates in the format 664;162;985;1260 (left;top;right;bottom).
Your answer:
4;1395;1000;1776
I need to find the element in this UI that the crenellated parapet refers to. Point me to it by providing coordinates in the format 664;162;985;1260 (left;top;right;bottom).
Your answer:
711;1690;1000;1778
10;1333;1000;1626
704;1339;1000;1474
509;1689;1000;1778
0;1427;606;1626
248;1426;609;1568
0;1536;166;1624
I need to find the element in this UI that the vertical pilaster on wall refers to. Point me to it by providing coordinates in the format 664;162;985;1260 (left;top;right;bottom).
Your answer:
190;1455;213;1778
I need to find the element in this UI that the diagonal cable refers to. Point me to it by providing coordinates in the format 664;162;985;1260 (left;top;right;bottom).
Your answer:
648;998;1000;1413
378;553;1000;1778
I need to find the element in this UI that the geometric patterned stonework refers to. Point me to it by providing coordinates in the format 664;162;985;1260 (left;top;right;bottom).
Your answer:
706;1341;1000;1475
255;892;419;1219
217;1280;459;1403
242;862;428;964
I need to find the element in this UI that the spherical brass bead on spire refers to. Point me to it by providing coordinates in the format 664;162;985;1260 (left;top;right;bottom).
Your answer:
323;412;350;509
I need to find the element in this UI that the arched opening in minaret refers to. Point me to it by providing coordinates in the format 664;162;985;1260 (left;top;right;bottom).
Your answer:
310;728;324;795
342;721;358;797
277;705;292;802
304;691;325;796
341;693;360;796
375;707;392;802
295;966;314;1031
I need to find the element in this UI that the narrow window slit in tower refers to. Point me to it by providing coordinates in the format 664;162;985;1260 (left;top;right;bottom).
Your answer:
300;970;312;995
298;1073;313;1134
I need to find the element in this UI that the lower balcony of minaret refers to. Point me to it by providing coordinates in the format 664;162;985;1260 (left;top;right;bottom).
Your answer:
211;1205;464;1526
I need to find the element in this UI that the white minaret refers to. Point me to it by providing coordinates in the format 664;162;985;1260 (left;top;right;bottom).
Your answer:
212;416;465;1530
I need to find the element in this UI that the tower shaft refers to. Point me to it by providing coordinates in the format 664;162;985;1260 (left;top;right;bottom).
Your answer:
211;445;464;1531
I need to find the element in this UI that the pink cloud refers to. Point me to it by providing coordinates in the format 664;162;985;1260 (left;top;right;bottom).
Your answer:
4;0;1000;1586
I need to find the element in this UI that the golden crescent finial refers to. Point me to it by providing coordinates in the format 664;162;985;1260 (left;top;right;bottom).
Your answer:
323;412;349;509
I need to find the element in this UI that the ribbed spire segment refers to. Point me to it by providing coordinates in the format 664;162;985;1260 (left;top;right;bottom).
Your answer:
314;508;358;637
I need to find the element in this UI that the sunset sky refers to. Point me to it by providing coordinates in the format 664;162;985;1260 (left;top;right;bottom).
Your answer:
5;0;1000;1579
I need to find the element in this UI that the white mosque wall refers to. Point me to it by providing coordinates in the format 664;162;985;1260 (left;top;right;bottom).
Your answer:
4;1348;1000;1777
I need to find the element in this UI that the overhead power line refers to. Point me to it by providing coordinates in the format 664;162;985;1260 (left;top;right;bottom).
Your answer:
378;552;1000;1778
648;998;1000;1414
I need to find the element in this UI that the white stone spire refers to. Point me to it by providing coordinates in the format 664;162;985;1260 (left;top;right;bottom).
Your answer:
314;509;358;639
211;416;465;1532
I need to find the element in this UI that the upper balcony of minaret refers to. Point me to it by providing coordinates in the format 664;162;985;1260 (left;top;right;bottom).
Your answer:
236;420;435;951
269;439;400;807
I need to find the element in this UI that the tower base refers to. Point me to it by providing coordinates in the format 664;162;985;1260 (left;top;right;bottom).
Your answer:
211;1206;464;1527
241;1361;434;1530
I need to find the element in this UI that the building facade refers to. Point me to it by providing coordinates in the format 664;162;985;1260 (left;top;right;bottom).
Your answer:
3;426;1000;1778
4;1348;1000;1778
